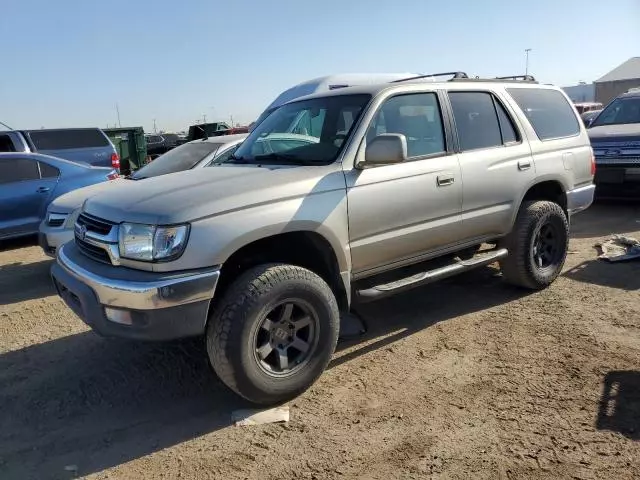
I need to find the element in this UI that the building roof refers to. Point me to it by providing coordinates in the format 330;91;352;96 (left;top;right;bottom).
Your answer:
595;57;640;83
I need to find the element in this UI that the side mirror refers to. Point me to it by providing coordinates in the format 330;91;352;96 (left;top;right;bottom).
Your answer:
362;134;408;167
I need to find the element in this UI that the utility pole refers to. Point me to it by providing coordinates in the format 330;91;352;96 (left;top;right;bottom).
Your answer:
115;103;122;127
525;48;532;76
153;119;157;133
202;114;207;124
230;115;234;127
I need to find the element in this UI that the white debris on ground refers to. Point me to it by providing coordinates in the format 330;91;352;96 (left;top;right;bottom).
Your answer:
232;406;290;426
596;234;640;262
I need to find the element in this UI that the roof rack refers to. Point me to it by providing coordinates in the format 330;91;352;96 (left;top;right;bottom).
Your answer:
391;71;469;83
495;75;537;81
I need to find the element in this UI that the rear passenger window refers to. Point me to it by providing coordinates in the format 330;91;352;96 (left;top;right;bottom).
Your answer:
0;158;40;184
28;129;110;150
367;93;446;159
495;101;519;144
449;92;503;151
39;161;60;178
507;88;580;140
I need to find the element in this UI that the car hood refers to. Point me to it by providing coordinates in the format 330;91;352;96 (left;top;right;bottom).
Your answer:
49;179;130;213
83;164;344;225
588;123;640;144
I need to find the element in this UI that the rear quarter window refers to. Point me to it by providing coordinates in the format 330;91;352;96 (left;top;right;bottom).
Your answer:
507;88;580;140
28;129;110;150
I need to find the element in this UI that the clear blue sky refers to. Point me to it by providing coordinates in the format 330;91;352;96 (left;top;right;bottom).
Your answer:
1;0;638;132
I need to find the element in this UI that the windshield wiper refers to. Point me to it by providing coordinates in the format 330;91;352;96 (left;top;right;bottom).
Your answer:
226;154;252;164
252;153;321;166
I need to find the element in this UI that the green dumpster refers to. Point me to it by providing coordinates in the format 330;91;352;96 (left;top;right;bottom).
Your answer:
103;127;147;176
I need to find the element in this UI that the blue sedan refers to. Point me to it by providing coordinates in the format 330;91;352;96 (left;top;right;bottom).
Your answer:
0;152;117;240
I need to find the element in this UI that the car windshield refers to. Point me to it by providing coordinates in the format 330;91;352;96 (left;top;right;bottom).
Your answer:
592;96;640;127
232;94;371;165
130;142;220;179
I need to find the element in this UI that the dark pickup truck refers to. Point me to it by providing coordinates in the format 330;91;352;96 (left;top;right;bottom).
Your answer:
588;89;640;196
0;128;119;170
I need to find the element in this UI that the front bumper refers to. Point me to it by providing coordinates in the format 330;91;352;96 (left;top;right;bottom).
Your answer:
566;184;596;215
38;222;74;257
51;242;220;340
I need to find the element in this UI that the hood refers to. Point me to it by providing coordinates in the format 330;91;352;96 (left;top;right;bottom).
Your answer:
83;164;344;225
588;123;640;144
50;179;129;213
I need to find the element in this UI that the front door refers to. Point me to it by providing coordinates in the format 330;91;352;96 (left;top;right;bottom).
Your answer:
345;92;463;276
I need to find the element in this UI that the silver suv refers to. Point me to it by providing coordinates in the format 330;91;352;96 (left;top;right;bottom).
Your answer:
51;72;595;405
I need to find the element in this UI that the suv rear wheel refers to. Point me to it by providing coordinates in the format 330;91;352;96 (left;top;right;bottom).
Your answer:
206;263;339;405
499;200;569;289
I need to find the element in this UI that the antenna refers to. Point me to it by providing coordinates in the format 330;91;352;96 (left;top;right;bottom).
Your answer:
115;103;122;127
1;120;14;130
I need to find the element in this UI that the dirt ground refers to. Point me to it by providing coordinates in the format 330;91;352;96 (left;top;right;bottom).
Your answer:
0;202;639;480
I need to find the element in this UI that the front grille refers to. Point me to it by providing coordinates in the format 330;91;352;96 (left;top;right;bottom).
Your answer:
76;237;112;264
77;212;114;236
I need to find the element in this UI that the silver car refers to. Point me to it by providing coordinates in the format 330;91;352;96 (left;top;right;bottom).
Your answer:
39;134;247;256
51;73;595;406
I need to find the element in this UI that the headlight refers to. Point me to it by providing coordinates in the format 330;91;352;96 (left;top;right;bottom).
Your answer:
46;212;68;227
118;223;189;262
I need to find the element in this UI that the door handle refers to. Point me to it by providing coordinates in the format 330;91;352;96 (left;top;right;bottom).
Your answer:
37;186;50;193
437;175;455;187
518;160;532;171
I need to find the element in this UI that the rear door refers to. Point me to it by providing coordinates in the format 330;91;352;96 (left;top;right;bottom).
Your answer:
447;90;536;241
25;129;115;167
0;157;58;237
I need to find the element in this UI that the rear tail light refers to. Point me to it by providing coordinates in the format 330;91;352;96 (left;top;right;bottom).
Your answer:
590;149;596;176
111;153;120;170
107;170;119;181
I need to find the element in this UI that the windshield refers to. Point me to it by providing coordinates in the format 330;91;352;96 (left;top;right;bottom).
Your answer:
592;96;640;127
233;94;371;165
131;141;219;179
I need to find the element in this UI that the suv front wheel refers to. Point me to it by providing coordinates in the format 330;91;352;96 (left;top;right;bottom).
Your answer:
499;200;569;289
206;263;340;405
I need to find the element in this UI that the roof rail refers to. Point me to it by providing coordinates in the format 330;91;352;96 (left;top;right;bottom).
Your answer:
495;75;537;81
391;71;469;83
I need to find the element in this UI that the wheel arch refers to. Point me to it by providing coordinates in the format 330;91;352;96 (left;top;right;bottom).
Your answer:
213;228;350;313
511;177;569;228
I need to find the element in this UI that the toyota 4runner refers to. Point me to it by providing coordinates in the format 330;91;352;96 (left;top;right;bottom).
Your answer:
51;72;596;405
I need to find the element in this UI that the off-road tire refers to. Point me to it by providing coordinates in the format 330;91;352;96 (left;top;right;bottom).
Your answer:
206;263;339;405
499;200;569;290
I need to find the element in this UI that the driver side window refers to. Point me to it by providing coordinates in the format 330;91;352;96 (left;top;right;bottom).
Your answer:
366;93;446;160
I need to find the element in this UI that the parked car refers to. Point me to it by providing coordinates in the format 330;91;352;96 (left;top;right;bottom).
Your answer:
0;128;120;170
587;89;640;196
0;152;117;241
581;109;602;127
145;133;181;158
574;102;603;115
39;134;248;256
51;73;595;406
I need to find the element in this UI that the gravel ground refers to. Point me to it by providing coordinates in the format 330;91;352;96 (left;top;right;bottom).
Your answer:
0;202;638;480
